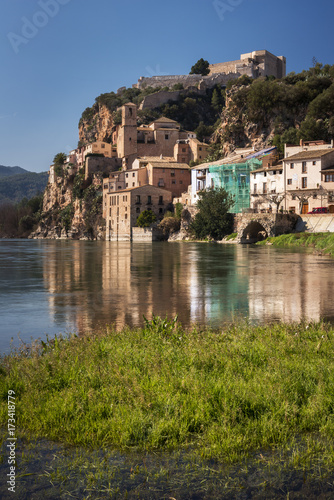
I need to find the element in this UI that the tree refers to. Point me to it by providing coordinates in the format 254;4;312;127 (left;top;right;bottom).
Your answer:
211;87;225;112
53;152;67;165
260;193;286;213
290;190;319;214
191;188;234;240
136;209;157;227
190;58;210;76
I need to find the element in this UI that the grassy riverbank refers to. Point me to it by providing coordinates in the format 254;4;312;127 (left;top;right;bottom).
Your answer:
1;318;334;468
257;232;334;257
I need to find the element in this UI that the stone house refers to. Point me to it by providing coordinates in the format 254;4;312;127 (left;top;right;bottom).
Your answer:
104;185;172;241
115;103;208;168
103;157;191;202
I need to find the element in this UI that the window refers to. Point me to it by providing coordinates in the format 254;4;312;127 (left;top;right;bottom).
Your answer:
253;184;257;194
302;177;307;188
171;170;175;177
136;207;140;213
158;178;164;187
159;196;163;205
104;184;108;189
125;214;127;220
132;183;135;187
165;134;169;140
126;183;128;187
325;174;334;182
172;180;176;184
101;144;105;149
159;208;163;214
264;171;267;177
199;147;202;151
147;195;152;205
129;137;132;141
180;180;183;184
135;195;141;204
313;161;316;165
273;170;276;175
263;183;267;194
290;163;294;169
132;173;135;177
182;148;186;152
287;179;292;185
126;173;128;178
254;173;256;179
302;161;307;173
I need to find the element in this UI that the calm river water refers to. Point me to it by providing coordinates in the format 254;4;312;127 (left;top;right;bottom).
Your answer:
1;239;334;353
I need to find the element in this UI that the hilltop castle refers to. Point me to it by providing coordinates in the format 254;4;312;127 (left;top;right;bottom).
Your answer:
134;50;286;91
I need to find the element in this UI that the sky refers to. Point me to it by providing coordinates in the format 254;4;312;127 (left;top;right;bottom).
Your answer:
1;0;333;173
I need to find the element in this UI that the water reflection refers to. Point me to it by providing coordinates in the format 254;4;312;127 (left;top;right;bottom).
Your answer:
1;240;334;352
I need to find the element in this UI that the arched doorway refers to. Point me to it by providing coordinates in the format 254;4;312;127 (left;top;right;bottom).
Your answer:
241;221;268;244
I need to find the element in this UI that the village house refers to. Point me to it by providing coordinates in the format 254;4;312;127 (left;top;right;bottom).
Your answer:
282;148;334;214
104;185;172;241
189;148;276;212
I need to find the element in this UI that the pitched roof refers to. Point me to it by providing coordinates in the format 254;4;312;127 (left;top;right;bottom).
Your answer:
148;162;190;170
152;117;179;124
284;149;334;161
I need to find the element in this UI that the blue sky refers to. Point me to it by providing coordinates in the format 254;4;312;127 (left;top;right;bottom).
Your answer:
1;0;333;173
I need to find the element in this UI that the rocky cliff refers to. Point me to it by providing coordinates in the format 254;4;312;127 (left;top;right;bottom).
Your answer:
30;169;105;240
79;104;116;145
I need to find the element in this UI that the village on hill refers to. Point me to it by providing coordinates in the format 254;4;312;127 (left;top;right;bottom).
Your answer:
44;50;334;241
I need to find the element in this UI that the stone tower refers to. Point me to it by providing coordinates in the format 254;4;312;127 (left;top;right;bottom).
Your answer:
117;102;138;168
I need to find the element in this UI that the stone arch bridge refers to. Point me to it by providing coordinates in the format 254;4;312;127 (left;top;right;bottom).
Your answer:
234;213;299;244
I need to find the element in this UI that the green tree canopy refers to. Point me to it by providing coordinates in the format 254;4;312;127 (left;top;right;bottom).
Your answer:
53;152;67;166
136;209;157;228
190;58;210;76
191;188;234;240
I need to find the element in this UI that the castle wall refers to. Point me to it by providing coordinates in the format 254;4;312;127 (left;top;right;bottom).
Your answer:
139;90;181;110
135;51;286;91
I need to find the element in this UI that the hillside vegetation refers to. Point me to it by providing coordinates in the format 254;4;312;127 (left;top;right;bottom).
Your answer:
0;170;48;206
79;62;334;162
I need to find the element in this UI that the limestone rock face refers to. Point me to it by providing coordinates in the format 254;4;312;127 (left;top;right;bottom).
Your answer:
79;104;115;145
30;173;104;241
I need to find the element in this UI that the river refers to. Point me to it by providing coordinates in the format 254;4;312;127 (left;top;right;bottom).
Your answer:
1;239;334;353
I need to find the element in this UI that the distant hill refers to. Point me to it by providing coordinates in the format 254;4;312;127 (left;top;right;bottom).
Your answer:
0;167;48;205
0;165;29;178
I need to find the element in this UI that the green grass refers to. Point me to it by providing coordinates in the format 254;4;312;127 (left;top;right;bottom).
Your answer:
1;318;334;466
257;232;334;257
225;232;238;241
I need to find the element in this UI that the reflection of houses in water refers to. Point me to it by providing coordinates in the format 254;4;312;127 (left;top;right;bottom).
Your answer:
247;249;333;323
186;244;250;326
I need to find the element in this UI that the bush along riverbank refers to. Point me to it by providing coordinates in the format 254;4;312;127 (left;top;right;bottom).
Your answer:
1;318;334;497
257;232;334;257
